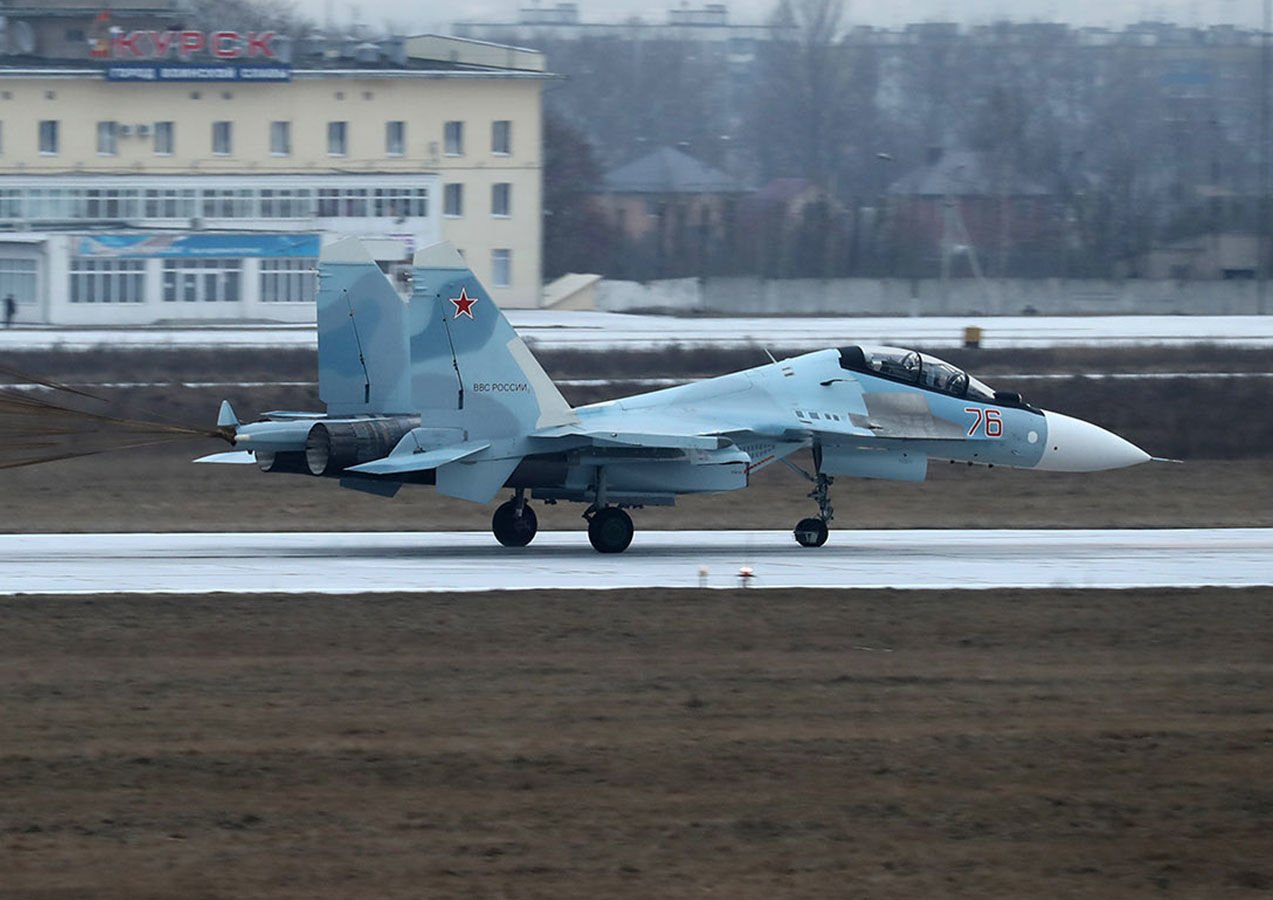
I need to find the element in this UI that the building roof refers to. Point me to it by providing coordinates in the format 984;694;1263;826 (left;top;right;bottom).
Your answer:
603;146;741;194
887;149;1050;198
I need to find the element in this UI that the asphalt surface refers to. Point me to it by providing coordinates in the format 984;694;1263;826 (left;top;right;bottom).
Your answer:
3;528;1270;594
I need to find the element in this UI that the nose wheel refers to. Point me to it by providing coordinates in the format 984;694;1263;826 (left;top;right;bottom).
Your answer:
492;492;538;547
794;516;829;547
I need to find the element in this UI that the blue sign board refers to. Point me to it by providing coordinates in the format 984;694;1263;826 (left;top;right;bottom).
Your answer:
78;234;320;259
105;64;292;82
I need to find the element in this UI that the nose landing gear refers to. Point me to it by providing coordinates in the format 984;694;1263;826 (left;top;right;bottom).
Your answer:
784;452;834;548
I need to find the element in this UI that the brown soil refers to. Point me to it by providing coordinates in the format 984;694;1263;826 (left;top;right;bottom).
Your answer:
2;587;1271;899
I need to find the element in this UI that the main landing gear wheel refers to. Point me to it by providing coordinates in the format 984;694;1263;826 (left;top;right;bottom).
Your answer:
588;507;634;554
492;499;538;547
794;517;829;548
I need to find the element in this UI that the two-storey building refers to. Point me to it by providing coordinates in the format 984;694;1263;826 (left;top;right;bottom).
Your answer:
0;10;548;324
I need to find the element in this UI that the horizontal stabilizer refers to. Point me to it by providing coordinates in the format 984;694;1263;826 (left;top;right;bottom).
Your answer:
194;450;256;464
346;440;490;476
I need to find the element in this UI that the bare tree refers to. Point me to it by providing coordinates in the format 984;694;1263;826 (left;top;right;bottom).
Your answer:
181;0;313;32
541;113;619;279
748;0;849;189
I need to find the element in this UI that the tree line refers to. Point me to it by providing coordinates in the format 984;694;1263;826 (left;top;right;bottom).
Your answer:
532;0;1270;281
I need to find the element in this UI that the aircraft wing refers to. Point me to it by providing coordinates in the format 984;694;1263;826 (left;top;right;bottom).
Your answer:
530;424;735;451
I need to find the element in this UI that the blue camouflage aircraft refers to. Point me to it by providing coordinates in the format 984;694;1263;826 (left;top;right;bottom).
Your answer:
198;238;1150;553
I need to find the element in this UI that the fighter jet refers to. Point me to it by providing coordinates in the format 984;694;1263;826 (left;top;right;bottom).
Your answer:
198;238;1150;553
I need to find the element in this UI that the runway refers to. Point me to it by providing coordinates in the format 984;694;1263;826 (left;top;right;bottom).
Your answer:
1;529;1269;594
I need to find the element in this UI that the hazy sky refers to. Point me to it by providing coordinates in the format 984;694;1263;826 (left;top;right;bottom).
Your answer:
287;0;1269;32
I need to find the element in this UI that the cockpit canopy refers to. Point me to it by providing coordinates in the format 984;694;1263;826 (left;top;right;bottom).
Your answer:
838;345;997;402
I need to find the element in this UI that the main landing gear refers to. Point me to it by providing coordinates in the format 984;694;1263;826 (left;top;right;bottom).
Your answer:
784;452;834;548
585;506;634;554
492;489;538;547
583;466;634;553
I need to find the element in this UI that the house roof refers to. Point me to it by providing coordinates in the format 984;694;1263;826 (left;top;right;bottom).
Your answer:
887;149;1050;197
603;146;742;194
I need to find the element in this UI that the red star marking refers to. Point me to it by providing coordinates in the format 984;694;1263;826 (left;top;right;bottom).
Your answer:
449;288;478;319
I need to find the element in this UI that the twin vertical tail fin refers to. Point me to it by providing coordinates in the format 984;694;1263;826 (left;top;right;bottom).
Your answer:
316;238;576;436
407;243;576;435
316;239;411;416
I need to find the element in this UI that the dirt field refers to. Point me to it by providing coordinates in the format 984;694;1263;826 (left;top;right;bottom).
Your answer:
2;588;1271;899
3;345;1271;898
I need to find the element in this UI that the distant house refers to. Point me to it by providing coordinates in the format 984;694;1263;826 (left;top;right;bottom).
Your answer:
594;146;746;276
886;148;1058;274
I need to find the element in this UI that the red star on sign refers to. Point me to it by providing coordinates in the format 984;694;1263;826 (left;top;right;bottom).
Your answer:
449;287;478;319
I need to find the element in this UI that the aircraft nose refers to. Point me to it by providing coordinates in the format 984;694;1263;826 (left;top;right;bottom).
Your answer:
1036;411;1151;472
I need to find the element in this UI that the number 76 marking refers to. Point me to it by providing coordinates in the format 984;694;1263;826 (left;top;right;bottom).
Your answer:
965;407;1003;437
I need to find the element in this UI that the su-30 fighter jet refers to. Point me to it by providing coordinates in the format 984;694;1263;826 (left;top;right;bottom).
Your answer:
198;238;1152;553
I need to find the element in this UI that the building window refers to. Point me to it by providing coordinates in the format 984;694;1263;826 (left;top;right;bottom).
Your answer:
23;189;75;220
444;183;463;217
143;188;197;218
373;187;428;218
0;258;37;307
259;187;312;218
153;121;174;155
0;189;18;218
491;249;511;287
69;259;145;304
38;120;58;155
317;187;369;217
162;258;241;303
492;120;511;155
386;120;405;157
212;121;232;156
260;258;317;302
84;188;141;219
491;183;511;217
96;121;119;156
270;121;291;156
444;120;464;156
327;121;347;157
201;188;255;218
0;181;426;225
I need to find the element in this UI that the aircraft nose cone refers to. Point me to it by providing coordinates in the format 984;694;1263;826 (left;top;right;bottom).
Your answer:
1037;411;1151;472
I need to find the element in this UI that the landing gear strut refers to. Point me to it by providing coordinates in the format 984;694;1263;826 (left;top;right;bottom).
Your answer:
492;489;538;547
784;452;833;548
583;467;635;553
